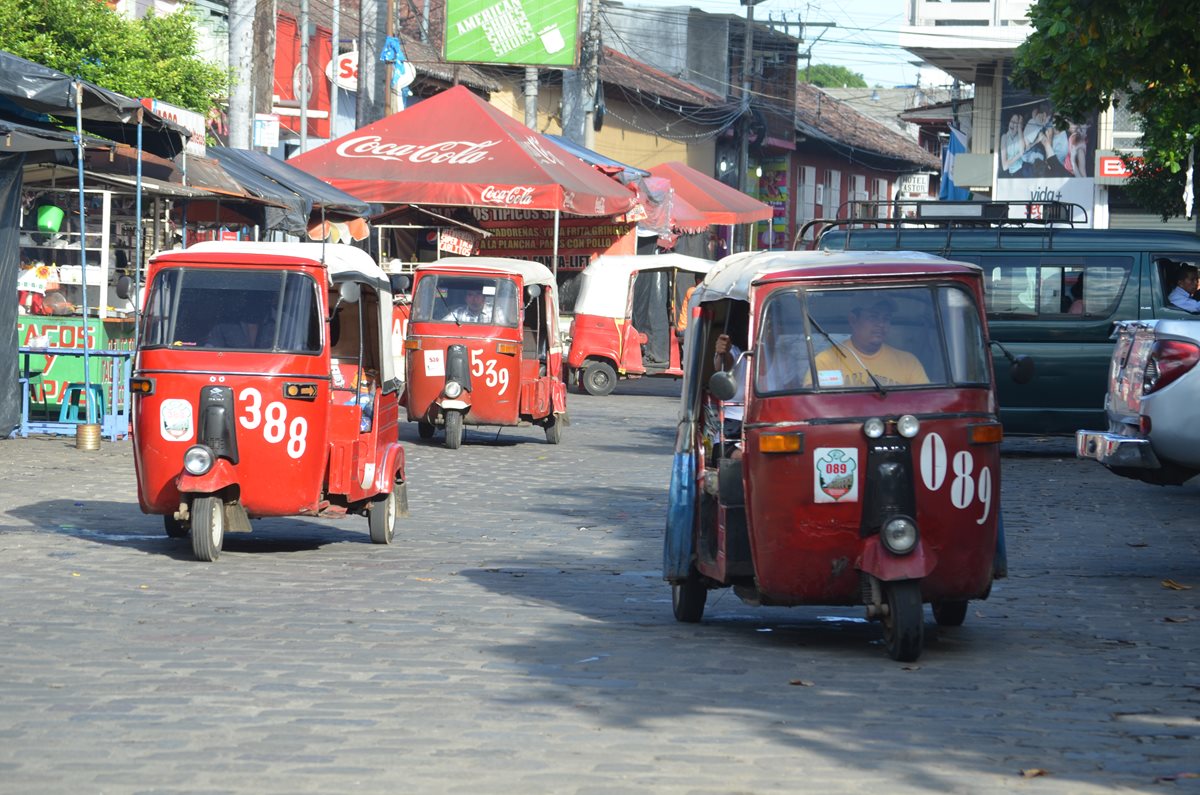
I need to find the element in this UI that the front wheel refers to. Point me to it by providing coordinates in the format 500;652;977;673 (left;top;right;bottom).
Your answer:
672;575;707;623
368;487;398;544
190;496;224;562
544;415;562;445
932;599;968;627
444;410;463;449
882;580;924;662
581;361;617;396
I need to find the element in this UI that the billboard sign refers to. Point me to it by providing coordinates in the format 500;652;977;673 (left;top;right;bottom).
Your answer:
443;0;580;67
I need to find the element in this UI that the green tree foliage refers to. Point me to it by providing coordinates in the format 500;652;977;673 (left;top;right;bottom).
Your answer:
0;0;227;115
804;64;867;88
1011;0;1199;219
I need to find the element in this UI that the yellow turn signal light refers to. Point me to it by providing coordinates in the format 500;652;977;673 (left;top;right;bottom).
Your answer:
495;341;520;356
968;423;1003;444
403;338;422;351
129;377;155;395
758;433;803;454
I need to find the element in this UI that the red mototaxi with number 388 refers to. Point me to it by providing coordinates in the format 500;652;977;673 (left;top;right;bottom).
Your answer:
129;242;409;562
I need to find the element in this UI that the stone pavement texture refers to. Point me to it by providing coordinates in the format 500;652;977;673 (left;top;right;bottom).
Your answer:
0;378;1198;794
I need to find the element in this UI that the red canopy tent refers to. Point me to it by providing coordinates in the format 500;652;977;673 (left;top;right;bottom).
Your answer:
288;85;637;218
647;161;773;225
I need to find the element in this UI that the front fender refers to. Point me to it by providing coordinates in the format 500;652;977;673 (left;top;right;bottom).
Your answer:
436;397;472;411
374;441;406;495
857;535;937;581
175;458;238;495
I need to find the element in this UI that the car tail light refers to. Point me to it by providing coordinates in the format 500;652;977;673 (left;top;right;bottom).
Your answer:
1143;339;1200;395
1139;415;1152;435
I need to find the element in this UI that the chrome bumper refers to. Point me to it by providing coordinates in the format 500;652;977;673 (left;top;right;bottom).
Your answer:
1075;430;1160;469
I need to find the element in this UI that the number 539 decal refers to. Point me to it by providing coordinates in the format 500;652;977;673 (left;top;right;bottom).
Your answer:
470;348;510;395
238;387;308;459
918;433;992;525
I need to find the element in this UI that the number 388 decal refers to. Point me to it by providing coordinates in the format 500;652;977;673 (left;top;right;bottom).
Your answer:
918;433;992;525
238;387;308;459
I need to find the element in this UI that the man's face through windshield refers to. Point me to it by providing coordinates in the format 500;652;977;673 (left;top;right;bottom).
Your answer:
465;288;485;313
849;300;894;354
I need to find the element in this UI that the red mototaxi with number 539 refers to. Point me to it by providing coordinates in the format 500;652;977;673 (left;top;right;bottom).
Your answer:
128;242;409;562
664;250;1033;661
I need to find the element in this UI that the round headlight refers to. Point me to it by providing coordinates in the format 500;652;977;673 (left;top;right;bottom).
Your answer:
183;445;214;476
881;516;919;555
444;380;463;399
863;417;886;439
897;414;920;438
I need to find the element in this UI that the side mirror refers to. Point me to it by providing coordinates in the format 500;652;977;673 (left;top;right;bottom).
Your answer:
525;284;543;299
389;273;411;295
709;370;737;401
1010;354;1035;384
114;275;133;300
339;281;361;305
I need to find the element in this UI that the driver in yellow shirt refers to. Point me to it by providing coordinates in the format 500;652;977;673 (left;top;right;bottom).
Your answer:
812;298;929;387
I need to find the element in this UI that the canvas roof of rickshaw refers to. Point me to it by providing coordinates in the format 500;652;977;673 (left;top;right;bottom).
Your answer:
695;249;979;304
571;253;717;317
413;256;555;287
162;241;389;289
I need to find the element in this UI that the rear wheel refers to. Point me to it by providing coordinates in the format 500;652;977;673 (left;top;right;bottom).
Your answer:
932;599;968;627
544;415;562;444
444;410;463;449
417;420;435;439
882;580;924;662
190;496;224;562
368;487;397;544
581;361;617;396
672;574;707;623
163;514;188;539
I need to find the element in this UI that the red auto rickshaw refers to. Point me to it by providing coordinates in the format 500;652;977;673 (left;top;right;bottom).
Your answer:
566;253;715;395
665;250;1030;661
403;257;566;448
127;242;409;562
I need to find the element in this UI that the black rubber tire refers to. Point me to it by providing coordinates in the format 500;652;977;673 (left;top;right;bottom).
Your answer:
163;514;188;539
190;496;224;563
444;410;463;449
368;487;397;544
932;599;968;627
882;580;924;662
417;420;435;439
581;361;617;396
672;576;707;623
544;415;562;444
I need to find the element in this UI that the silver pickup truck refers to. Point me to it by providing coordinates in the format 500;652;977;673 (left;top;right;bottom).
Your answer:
1077;319;1200;485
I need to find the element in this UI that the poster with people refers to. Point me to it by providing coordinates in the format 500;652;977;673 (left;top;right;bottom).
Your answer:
996;74;1098;225
755;158;789;249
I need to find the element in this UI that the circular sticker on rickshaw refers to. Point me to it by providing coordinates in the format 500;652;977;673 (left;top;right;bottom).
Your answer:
159;399;194;442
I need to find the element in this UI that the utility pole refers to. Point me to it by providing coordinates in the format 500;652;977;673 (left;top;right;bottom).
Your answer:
582;0;601;149
357;0;386;129
252;1;277;143
385;0;396;115
524;67;538;128
738;0;761;250
228;0;255;148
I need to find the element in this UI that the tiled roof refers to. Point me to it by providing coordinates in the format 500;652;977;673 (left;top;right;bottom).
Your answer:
600;47;722;107
795;83;940;170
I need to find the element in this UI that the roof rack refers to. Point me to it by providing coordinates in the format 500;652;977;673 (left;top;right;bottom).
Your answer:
793;199;1089;254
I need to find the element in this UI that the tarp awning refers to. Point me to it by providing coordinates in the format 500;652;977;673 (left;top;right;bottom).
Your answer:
648;161;773;225
287;85;638;217
210;146;373;218
0;49;187;159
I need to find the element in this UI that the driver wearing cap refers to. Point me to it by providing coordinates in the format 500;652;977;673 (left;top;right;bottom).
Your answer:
812;298;929;387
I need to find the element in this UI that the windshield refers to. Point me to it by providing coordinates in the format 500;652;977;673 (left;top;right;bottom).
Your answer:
753;285;990;394
140;268;322;353
411;273;519;326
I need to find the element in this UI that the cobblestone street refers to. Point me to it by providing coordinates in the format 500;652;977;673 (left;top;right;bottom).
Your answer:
1;379;1198;794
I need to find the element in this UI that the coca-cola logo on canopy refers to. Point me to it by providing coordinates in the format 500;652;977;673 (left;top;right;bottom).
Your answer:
521;135;562;166
480;186;536;205
334;136;500;164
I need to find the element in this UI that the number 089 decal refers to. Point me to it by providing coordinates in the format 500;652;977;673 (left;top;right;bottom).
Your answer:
238;387;309;458
919;432;992;525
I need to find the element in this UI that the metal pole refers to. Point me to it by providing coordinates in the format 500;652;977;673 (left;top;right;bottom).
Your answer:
583;0;601;149
228;0;254;148
300;0;310;152
552;209;561;281
524;67;538;128
330;0;340;139
74;81;93;424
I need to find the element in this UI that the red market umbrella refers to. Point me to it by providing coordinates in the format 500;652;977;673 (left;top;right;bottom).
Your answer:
287;85;637;218
648;161;773;225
